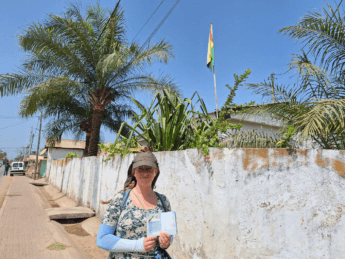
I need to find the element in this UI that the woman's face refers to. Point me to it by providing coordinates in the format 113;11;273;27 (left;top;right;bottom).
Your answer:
132;166;158;187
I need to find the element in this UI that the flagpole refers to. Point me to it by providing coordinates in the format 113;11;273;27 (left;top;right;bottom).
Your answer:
211;24;219;120
213;66;218;119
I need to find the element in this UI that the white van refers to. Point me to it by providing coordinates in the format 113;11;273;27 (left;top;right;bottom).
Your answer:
10;162;25;176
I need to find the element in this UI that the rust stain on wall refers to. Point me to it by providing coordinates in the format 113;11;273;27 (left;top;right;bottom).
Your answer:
315;152;345;178
243;149;269;172
332;159;345;178
296;150;308;157
211;149;224;161
270;149;293;168
315;153;327;168
272;149;291;157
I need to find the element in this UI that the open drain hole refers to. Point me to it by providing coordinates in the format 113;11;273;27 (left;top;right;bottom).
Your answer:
53;218;87;224
53;218;90;236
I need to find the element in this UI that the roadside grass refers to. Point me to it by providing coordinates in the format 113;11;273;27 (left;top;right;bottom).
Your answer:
47;242;66;250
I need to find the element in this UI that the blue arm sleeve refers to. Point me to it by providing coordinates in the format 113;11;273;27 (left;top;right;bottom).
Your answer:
97;224;146;253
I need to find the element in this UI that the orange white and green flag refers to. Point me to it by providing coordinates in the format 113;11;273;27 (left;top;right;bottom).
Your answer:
207;25;215;72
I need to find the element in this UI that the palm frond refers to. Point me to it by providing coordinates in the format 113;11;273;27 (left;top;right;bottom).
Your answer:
295;98;345;137
219;129;282;148
279;3;345;73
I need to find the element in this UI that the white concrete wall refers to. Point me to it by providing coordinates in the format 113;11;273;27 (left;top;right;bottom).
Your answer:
46;148;345;259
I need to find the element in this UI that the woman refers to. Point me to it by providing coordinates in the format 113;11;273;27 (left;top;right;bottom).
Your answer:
97;152;173;259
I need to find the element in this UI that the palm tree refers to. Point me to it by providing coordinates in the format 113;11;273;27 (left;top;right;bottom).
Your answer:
0;2;178;156
243;2;345;149
279;1;345;74
246;53;345;149
19;83;133;156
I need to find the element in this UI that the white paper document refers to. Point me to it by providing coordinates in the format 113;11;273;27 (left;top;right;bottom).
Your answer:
146;211;177;237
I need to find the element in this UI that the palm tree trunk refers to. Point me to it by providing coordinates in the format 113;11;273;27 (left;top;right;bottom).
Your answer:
83;133;91;157
88;108;104;156
80;116;92;157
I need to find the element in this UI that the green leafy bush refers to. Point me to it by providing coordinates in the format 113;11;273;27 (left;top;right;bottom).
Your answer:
276;125;296;148
64;152;80;159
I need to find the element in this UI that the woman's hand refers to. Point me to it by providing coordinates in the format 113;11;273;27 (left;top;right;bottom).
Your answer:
142;236;157;254
158;231;171;249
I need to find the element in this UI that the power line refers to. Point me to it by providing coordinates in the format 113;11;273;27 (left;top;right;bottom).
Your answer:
141;0;181;48
0;117;30;119
131;0;165;44
0;116;39;119
96;0;122;45
274;69;291;76
0;147;27;149
0;121;33;131
0;136;27;143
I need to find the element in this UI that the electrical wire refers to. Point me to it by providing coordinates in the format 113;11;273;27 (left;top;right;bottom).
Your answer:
0;136;27;143
274;70;291;76
0;117;30;119
0;121;33;131
131;0;165;44
0;147;27;149
0;116;39;119
141;0;181;48
95;0;122;45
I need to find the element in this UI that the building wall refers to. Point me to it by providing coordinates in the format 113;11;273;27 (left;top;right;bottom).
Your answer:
46;148;345;259
47;148;84;160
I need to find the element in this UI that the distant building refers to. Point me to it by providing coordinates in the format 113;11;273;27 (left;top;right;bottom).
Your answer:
43;139;86;161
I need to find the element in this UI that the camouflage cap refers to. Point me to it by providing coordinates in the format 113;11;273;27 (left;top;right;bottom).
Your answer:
132;152;158;169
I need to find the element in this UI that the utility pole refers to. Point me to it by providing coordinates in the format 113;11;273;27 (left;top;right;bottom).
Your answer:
26;127;33;158
29;127;34;157
34;112;43;180
271;73;276;103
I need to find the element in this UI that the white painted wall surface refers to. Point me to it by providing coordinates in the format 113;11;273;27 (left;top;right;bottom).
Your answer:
46;148;345;259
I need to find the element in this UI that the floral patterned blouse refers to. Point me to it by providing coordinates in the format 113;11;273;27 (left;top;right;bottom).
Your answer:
101;189;172;259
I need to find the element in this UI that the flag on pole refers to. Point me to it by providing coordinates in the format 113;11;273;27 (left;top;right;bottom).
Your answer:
207;25;215;71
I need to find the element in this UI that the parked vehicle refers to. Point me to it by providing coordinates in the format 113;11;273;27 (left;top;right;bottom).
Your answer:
10;162;25;176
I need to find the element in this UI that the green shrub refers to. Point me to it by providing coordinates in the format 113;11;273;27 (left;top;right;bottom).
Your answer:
64;152;80;159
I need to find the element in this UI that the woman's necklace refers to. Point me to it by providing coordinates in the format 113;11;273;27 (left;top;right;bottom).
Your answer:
131;189;148;212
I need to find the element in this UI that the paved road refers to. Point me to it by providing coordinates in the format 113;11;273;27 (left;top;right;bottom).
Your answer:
0;169;86;258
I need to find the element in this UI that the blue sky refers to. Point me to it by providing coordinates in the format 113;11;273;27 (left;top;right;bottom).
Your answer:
0;0;331;159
